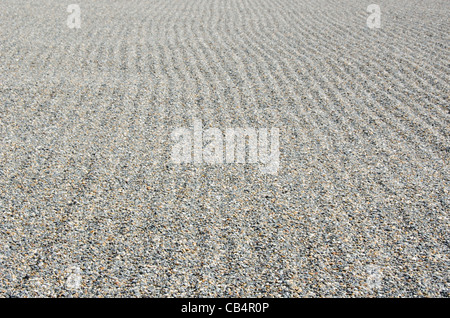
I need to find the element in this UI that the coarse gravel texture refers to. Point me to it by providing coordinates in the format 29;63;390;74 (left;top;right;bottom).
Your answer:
0;0;449;297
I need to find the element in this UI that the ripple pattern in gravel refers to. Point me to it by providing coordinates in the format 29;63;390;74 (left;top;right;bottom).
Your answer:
0;0;449;297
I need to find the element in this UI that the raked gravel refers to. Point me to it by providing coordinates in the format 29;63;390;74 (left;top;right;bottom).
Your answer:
0;0;449;297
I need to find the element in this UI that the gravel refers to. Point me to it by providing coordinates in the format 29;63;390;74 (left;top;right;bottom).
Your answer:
0;0;448;297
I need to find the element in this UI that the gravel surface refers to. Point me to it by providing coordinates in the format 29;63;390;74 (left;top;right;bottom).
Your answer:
0;0;449;297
